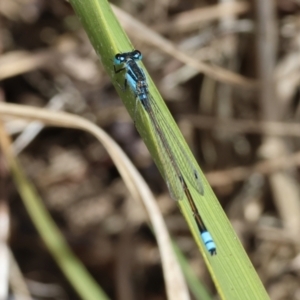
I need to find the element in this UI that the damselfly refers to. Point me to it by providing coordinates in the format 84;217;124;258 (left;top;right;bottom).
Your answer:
114;50;216;255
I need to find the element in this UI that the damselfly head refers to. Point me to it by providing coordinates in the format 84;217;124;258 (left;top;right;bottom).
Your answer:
114;50;142;65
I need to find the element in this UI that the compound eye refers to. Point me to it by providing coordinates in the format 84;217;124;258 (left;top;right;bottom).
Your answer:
115;54;125;62
114;54;124;65
133;50;142;60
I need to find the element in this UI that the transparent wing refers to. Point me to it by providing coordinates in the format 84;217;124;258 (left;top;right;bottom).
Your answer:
155;131;184;201
135;100;184;201
150;95;204;196
139;93;204;197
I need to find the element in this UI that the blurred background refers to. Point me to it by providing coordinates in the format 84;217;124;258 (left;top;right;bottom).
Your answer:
1;0;300;299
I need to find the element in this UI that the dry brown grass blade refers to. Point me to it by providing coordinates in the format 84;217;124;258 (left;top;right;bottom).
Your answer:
9;250;32;300
254;0;300;240
0;51;53;81
111;4;257;89
206;150;300;187
0;202;9;299
156;2;250;33
186;115;300;137
0;102;190;300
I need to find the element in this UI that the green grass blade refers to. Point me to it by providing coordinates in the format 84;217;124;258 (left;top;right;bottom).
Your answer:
69;0;270;299
5;150;109;300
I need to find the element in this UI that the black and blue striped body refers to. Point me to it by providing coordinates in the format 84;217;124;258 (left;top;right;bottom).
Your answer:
124;59;149;107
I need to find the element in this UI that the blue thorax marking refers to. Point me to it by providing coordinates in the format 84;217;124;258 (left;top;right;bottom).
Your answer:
123;59;149;105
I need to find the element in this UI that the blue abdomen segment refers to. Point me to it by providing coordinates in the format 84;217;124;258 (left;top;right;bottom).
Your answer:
201;231;217;255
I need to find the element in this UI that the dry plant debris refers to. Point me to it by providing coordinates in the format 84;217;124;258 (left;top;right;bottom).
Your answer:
1;0;300;299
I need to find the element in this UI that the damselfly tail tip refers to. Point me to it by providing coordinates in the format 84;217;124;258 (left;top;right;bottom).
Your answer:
209;248;217;256
201;231;217;256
